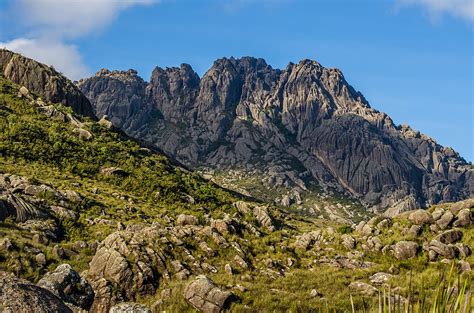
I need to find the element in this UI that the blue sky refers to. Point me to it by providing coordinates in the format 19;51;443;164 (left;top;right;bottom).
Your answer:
0;0;472;161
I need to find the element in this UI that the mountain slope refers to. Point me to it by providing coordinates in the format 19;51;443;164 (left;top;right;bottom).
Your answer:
78;57;473;213
0;49;95;118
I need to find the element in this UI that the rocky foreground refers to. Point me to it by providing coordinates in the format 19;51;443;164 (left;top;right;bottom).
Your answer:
1;169;472;312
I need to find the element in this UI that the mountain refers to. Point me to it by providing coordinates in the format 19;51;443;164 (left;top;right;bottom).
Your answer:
0;49;95;118
0;50;473;312
78;57;473;214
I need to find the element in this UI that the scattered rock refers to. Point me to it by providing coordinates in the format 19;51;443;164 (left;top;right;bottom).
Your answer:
0;237;12;251
35;253;47;266
408;225;422;237
74;128;93;141
98;115;113;129
37;264;94;310
109;302;151;313
453;209;472;227
348;281;377;296
435;229;463;244
369;272;393;285
341;234;356;250
100;167;128;177
183;275;235;313
176;214;199;226
393;241;418;260
310;289;322;297
428;240;456;259
225;264;233;275
408;210;433;225
0;271;72;313
436;211;454;230
458;260;471;272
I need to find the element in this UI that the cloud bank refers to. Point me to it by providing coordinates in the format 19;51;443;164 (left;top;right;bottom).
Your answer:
398;0;474;22
0;0;157;80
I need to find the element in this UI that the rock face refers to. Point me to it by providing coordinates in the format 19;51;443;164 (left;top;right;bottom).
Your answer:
0;49;95;118
37;264;94;310
183;275;234;313
0;271;72;313
78;57;473;211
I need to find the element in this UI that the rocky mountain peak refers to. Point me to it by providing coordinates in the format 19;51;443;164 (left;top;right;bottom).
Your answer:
0;49;96;118
78;56;473;213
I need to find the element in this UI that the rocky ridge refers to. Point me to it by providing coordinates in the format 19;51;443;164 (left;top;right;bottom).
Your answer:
78;57;473;213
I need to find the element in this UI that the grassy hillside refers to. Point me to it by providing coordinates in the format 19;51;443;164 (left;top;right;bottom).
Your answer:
0;74;472;312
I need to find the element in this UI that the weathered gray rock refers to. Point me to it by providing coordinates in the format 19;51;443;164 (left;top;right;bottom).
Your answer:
294;230;321;250
109;302;151;313
453;209;473;227
369;272;393;285
183;275;234;313
37;264;94;310
78;57;473;212
176;214;199;226
408;210;433;225
0;271;72;313
341;234;356;250
435;229;463;244
436;211;454;230
393;241;418;260
0;49;95;118
428;240;456;259
348;281;377;296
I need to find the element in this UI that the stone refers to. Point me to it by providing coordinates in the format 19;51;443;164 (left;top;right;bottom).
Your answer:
0;271;72;312
348;281;377;296
211;219;229;234
0;237;12;251
35;253;47;266
428;250;438;261
183;275;234;313
428;240;456;259
253;205;275;231
53;245;67;259
408;210;434;225
74;128;93;140
408;225;422;237
224;264;233;275
100;167;128;177
435;229;463;244
454;243;471;258
294;230;321;250
310;289;322;297
369;272;393;285
281;195;292;207
432;208;445;221
393;241;418;260
436;211;454;230
234;255;249;269
50;205;79;222
341;234;356;250
458;260;471;272
453;209;473;227
98;115;113;129
176;214;199;226
19;86;30;97
109;303;151;313
32;233;49;245
37;264;94;310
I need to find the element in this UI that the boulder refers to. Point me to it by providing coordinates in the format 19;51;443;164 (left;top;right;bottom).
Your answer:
176;214;199;226
408;210;433;225
100;167;128;177
73;128;93;140
98;115;113;129
37;264;94;310
109;302;151;313
0;271;72;313
0;237;12;251
393;241;418;260
253;205;275;231
183;275;234;313
435;229;463;244
348;281;377;296
436;211;454;230
428;240;456;259
294;230;321;250
341;234;356;250
453;209;473;227
369;272;393;286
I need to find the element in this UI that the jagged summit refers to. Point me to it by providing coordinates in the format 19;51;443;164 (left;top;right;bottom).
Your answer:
78;56;473;213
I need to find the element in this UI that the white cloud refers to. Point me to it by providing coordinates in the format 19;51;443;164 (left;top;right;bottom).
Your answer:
397;0;474;22
0;38;89;80
1;0;157;80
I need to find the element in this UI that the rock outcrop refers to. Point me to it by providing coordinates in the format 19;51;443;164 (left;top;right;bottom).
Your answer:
0;49;95;118
183;275;234;313
78;57;473;212
0;271;72;313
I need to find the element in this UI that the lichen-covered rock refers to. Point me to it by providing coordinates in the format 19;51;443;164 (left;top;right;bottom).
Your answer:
183;275;234;313
453;209;473;227
435;229;463;244
341;234;356;250
294;230;321;250
348;281;377;296
37;264;94;310
436;211;454;230
408;210;433;225
0;271;72;313
0;49;96;118
428;240;456;259
369;272;393;286
109;302;151;313
393;241;418;260
176;214;199;226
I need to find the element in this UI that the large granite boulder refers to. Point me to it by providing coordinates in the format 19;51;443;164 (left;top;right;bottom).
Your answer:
183;275;235;313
